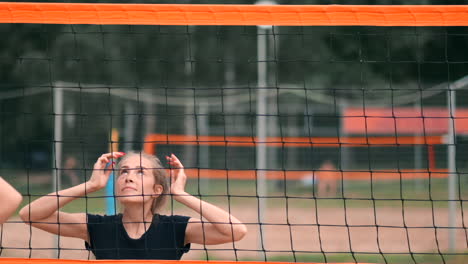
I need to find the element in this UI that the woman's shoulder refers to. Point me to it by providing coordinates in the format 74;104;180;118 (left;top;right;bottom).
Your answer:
156;214;190;223
87;213;122;224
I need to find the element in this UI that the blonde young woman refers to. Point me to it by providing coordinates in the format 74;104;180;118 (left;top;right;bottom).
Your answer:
19;152;247;260
0;177;22;224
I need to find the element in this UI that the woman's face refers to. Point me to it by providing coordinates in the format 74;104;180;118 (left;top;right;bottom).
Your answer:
115;154;162;206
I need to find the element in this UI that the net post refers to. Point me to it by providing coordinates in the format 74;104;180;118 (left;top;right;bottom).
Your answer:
52;81;64;259
197;103;210;192
53;82;64;193
413;101;424;191
255;0;276;259
256;25;268;260
123;102;135;153
447;88;457;251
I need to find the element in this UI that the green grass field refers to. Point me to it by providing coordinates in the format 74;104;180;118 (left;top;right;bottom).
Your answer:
12;173;467;213
258;252;468;264
7;171;467;263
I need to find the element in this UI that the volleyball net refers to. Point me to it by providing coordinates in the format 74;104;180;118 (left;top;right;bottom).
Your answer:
0;2;467;264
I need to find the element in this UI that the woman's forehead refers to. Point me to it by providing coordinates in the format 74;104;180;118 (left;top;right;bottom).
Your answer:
119;155;153;168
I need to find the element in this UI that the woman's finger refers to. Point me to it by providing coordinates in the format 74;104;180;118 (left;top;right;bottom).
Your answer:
169;154;184;168
102;152;126;158
99;152;125;163
104;166;114;178
94;160;106;170
100;152;125;163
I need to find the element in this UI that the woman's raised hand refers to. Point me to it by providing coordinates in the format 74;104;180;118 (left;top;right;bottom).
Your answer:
87;152;125;192
166;154;187;197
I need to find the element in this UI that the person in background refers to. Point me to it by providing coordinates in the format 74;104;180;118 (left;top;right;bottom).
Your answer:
63;156;80;186
316;160;340;197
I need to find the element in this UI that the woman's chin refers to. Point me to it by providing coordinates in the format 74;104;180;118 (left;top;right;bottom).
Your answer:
117;195;152;205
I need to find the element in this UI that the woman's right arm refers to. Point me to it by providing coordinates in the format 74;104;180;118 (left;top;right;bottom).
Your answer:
19;152;124;242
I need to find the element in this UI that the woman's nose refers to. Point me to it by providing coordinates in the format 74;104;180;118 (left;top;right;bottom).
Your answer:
125;172;135;182
125;177;133;183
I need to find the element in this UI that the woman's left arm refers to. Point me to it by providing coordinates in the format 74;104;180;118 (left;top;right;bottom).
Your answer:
166;154;247;245
0;177;22;224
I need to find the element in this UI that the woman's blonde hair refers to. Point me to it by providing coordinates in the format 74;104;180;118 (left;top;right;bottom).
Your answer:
116;151;168;214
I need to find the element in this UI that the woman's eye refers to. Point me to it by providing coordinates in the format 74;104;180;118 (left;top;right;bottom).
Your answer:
137;170;144;175
120;170;128;175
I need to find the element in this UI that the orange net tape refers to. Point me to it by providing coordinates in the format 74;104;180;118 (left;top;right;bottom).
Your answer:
0;259;367;264
143;134;445;151
0;3;467;26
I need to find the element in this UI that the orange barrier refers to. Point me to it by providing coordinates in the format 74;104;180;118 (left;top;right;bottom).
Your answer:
181;168;449;180
143;133;445;154
144;134;445;176
343;107;468;135
0;259;369;264
146;134;449;180
0;3;467;26
0;260;262;264
0;259;371;264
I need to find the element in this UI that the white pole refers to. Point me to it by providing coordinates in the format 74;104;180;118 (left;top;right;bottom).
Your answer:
256;26;267;260
340;100;349;185
53;83;63;258
53;85;63;191
414;102;423;191
256;15;272;261
255;1;276;259
197;103;210;192
123;102;135;152
447;89;457;251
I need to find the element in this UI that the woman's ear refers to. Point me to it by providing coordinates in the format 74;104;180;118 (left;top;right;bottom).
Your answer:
153;184;163;195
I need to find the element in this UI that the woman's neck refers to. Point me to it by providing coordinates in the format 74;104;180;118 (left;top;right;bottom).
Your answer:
122;203;153;223
121;203;154;239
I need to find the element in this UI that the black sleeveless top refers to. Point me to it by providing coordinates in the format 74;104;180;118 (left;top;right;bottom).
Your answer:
85;213;191;260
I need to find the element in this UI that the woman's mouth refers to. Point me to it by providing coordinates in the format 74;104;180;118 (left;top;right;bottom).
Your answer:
121;186;137;192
